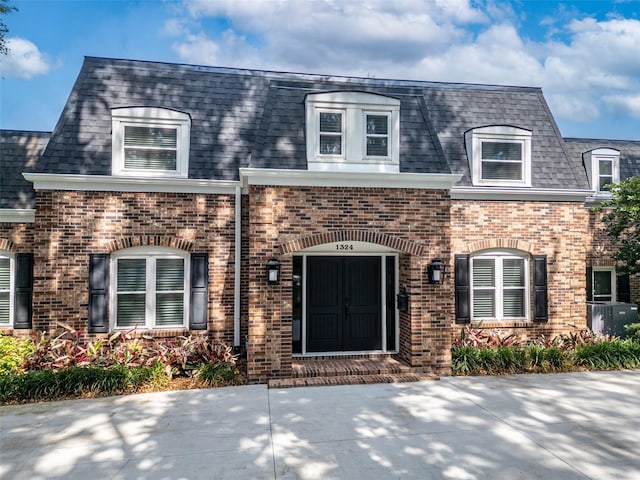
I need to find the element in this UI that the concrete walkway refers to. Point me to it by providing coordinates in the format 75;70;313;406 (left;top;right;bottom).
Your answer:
1;370;639;480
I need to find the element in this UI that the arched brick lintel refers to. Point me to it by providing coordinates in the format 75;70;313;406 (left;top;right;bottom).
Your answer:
278;230;425;256
0;238;16;252
107;235;194;253
465;238;533;254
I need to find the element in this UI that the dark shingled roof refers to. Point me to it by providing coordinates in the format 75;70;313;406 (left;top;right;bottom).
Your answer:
563;138;640;181
32;56;627;191
0;130;50;209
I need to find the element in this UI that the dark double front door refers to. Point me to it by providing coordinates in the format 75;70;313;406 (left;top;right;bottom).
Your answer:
306;256;382;352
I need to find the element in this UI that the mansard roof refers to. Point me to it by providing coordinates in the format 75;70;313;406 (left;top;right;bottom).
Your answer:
0;130;50;210
563;137;640;181
34;56;593;190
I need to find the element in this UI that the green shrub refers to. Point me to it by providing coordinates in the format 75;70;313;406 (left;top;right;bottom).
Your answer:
451;346;482;375
197;361;237;386
624;322;640;342
0;336;34;375
572;339;640;370
0;363;170;404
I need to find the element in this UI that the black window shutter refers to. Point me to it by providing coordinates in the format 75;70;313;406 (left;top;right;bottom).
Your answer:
617;274;631;303
189;253;208;330
13;253;33;329
533;255;548;322
586;267;593;302
88;254;110;333
455;254;471;324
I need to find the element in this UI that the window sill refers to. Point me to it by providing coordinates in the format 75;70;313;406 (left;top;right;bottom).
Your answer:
111;328;206;338
470;321;532;329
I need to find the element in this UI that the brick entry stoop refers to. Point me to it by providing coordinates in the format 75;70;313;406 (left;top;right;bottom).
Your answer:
267;357;439;388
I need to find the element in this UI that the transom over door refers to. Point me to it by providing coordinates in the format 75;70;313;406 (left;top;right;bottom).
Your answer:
306;256;382;352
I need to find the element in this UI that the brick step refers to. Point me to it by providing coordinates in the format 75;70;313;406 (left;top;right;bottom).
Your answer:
291;358;412;378
268;373;438;389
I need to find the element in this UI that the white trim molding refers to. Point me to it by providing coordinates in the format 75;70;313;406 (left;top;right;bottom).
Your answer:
240;168;462;190
23;173;240;194
450;186;593;202
0;209;35;223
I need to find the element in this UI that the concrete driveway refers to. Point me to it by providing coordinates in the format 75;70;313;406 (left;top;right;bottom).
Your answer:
1;370;639;480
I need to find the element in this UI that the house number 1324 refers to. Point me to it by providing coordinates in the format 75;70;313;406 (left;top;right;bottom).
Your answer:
336;244;354;251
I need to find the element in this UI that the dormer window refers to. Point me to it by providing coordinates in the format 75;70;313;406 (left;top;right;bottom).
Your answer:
112;107;190;178
319;111;344;156
583;148;620;194
306;92;400;173
365;113;389;157
465;126;532;187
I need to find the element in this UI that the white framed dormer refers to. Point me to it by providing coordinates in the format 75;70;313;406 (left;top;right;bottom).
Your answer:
465;125;532;187
112;107;191;178
306;91;400;173
583;148;620;196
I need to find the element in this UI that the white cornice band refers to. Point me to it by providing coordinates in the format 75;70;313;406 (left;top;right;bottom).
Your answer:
23;173;240;194
450;186;594;201
0;209;35;223
239;168;463;190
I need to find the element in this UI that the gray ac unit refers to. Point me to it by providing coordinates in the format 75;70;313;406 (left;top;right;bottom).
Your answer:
587;302;639;338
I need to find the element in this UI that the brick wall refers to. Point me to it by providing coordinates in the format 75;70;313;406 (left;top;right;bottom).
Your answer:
246;185;453;382
451;199;590;341
25;190;237;340
588;207;640;305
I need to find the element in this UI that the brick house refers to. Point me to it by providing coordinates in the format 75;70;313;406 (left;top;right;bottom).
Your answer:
1;57;638;384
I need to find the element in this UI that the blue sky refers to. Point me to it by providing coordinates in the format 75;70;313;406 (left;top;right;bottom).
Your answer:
1;0;639;140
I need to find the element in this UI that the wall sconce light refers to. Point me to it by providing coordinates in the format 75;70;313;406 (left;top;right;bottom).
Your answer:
266;258;281;285
428;258;446;285
396;287;409;313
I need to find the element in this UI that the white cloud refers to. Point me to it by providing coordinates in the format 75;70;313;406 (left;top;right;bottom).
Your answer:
0;37;51;79
167;0;640;129
602;94;640;118
174;0;487;71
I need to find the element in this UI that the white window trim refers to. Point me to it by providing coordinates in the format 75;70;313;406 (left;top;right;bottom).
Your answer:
592;266;617;302
317;108;346;159
306;91;400;173
583;148;620;195
110;247;190;330
470;250;530;322
363;111;392;161
0;251;14;327
112;107;190;178
465;126;532;187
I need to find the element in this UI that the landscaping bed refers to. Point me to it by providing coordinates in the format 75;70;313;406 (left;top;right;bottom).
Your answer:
0;325;245;405
452;323;640;376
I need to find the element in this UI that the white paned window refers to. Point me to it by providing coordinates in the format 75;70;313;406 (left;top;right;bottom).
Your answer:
592;267;616;302
112;248;189;329
319;111;344;156
465;126;532;187
0;254;13;326
481;141;523;181
471;251;528;321
584;149;620;194
112;107;190;177
365;113;389;157
305;91;400;173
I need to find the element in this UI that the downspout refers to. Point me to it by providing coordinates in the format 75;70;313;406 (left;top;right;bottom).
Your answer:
234;185;242;347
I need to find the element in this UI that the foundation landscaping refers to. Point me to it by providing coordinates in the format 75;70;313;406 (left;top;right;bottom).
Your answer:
1;320;639;404
0;324;243;404
452;323;640;375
